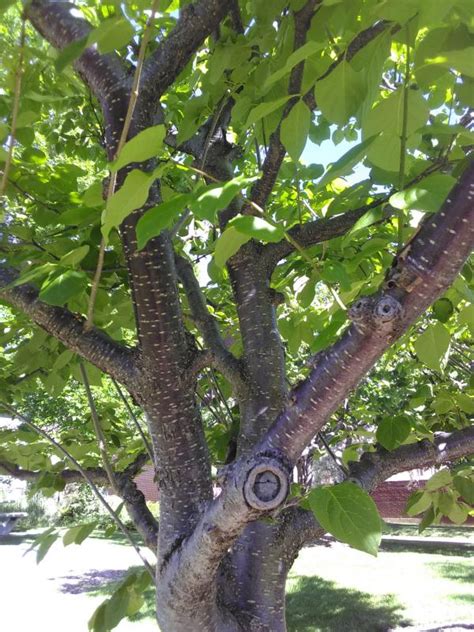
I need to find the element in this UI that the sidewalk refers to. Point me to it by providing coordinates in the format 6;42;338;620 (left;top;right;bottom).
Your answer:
380;534;474;552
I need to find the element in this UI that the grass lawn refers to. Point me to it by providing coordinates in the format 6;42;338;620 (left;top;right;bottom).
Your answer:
286;542;473;631
0;530;472;631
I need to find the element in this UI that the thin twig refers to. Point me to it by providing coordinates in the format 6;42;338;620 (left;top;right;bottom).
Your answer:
85;0;160;330
79;362;119;493
0;16;26;197
112;378;155;463
397;24;410;251
1;401;155;577
317;432;348;476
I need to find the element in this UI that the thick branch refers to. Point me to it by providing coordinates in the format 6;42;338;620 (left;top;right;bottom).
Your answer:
257;159;474;463
141;0;233;106
350;426;474;490
262;199;387;271
26;1;129;150
287;427;474;548
0;452;158;549
0;267;140;392
0;459;108;484
175;254;245;390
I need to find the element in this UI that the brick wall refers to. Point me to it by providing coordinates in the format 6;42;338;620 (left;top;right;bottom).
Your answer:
372;480;423;520
135;465;159;502
135;469;472;524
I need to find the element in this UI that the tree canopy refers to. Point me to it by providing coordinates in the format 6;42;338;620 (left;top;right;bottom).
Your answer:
0;1;473;631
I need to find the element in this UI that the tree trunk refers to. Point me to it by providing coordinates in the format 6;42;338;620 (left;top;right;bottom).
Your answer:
220;522;289;632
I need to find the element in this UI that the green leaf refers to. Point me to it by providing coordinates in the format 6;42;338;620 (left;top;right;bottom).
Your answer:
230;215;285;243
280;99;311;161
318;136;375;187
102;169;156;239
432;298;454;323
364;89;430;139
418;505;436;531
341;445;359;468
425;48;474;78
39;270;88;306
374;0;419;22
82;182;104;208
0;0;17;14
406;491;433;516
425;468;452;491
458;304;474;335
366;134;401;172
52;349;74;371
191;176;256;222
63;522;97;546
376;416;411;451
59;245;90;268
36;533;59;563
264;41;323;89
437;491;455;515
363;89;429;170
88;603;107;632
454;393;474;414
344;206;384;241
389;174;456;213
214;226;252;268
453;475;474;504
136;194;190;250
316;61;366;125
245;96;292;129
447;501;469;525
88;569;152;632
8;263;56;288
26;528;59;564
112;125;165;171
413;322;451;372
93;17;135;54
55;37;89;73
431;394;454;414
308;481;382;556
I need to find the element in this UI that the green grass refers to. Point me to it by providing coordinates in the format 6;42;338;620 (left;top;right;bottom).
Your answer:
85;541;473;632
384;523;474;541
286;544;473;631
4;529;471;631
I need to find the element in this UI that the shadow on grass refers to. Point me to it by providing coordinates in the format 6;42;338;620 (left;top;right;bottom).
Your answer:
91;530;142;546
54;569;129;594
386;524;474;541
286;576;410;632
430;560;474;584
0;532;36;546
66;566;157;622
380;541;473;556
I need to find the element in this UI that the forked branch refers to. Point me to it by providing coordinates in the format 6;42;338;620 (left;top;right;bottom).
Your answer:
0;267;140;391
257;160;474;463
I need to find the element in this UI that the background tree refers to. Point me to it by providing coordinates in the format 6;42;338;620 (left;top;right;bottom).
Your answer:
1;1;473;631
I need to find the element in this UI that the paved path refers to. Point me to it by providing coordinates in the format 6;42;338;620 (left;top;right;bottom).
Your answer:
0;533;156;632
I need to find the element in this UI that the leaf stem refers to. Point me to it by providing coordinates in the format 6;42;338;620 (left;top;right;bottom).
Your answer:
397;25;410;251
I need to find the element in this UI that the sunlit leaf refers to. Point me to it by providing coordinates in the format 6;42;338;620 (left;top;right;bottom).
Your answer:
308;482;382;556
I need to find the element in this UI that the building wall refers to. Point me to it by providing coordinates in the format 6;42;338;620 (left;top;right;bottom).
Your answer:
135;465;159;502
